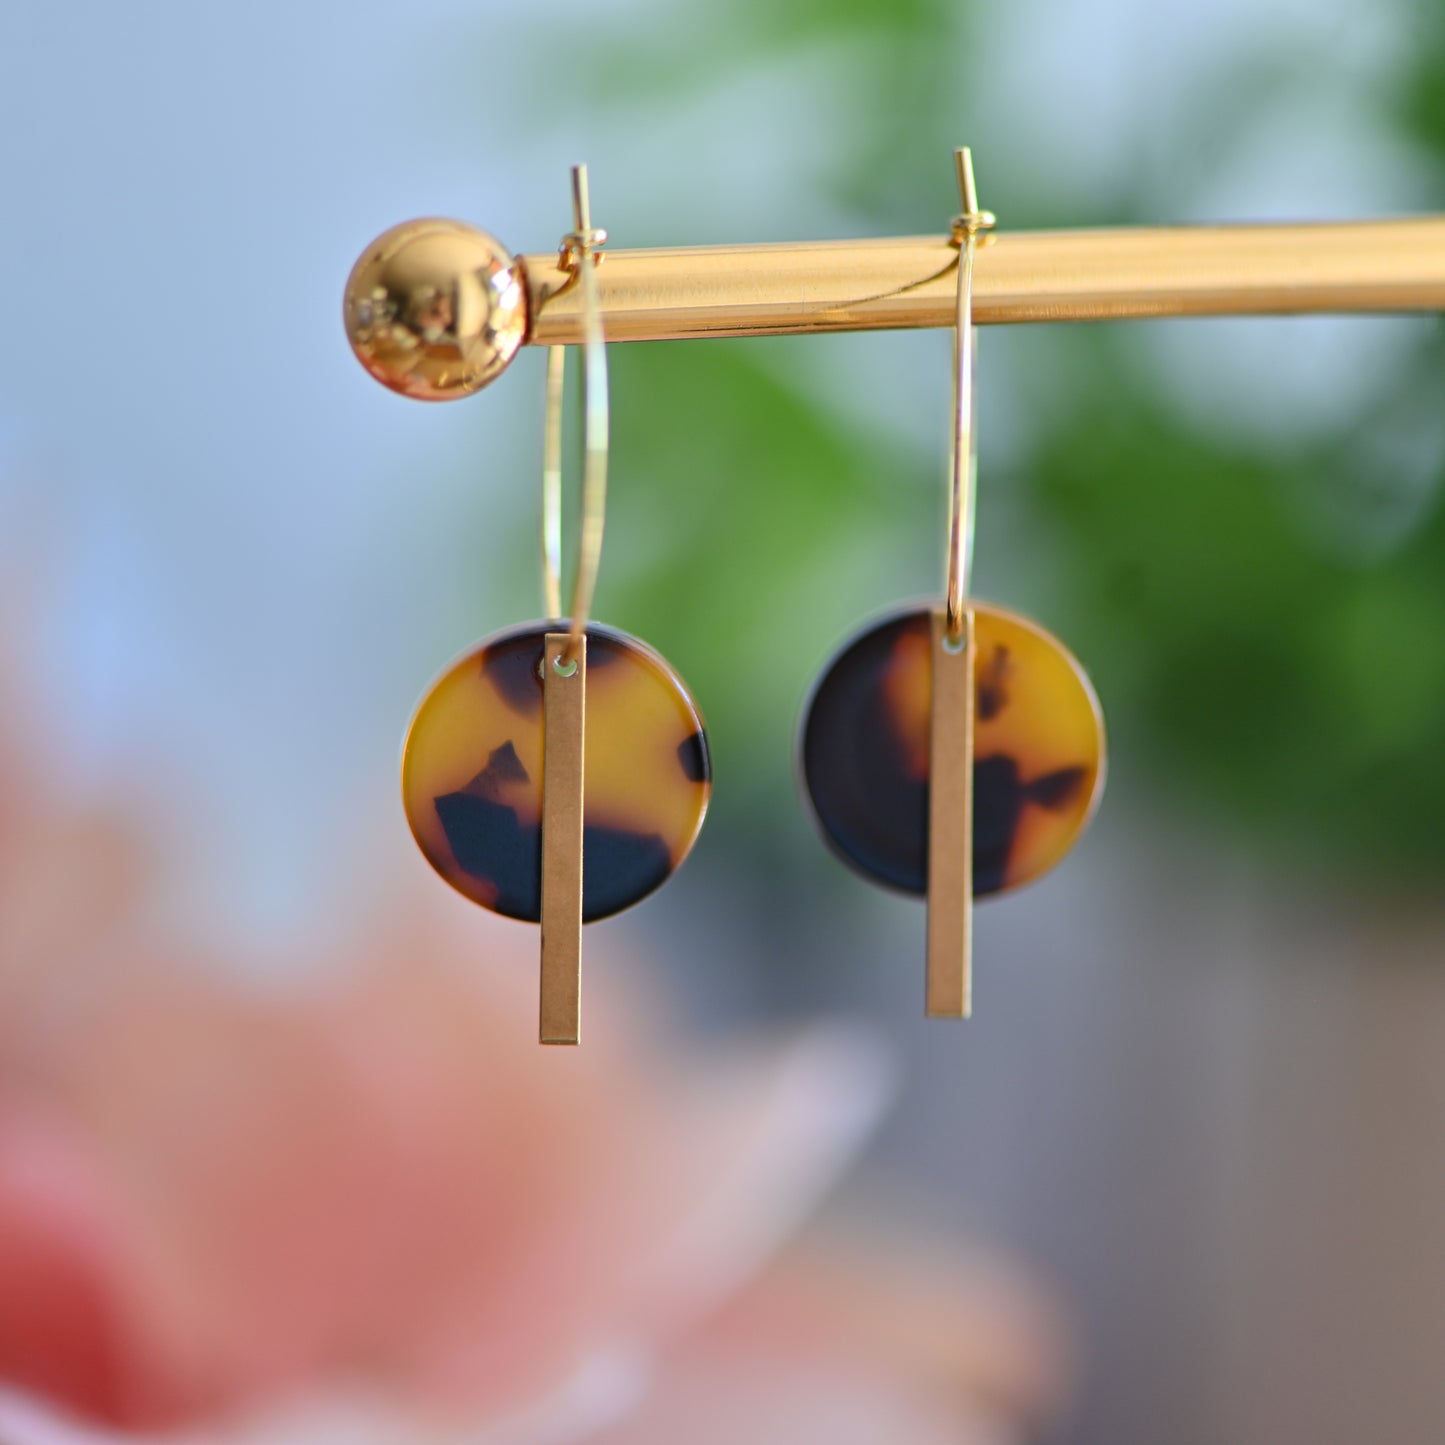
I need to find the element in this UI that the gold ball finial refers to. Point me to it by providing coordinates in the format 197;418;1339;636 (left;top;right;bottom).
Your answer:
343;219;527;400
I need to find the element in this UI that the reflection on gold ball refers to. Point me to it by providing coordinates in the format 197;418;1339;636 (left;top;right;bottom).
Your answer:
343;219;527;400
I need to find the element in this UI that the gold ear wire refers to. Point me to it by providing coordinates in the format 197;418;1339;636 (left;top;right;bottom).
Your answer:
541;345;565;620
944;146;996;642
540;164;609;667
927;146;996;1021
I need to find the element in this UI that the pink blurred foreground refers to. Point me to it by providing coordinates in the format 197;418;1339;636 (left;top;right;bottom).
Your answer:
0;646;1069;1443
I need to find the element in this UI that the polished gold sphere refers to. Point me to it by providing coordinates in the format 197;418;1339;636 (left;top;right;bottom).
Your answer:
343;219;528;400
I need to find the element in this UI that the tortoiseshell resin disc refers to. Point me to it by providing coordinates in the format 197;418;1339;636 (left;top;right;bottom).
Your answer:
800;604;1105;898
403;622;711;922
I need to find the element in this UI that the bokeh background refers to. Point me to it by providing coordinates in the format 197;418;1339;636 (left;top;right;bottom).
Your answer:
3;1;1445;1442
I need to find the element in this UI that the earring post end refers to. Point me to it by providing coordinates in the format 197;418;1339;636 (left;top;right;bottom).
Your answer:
954;146;979;217
570;163;592;237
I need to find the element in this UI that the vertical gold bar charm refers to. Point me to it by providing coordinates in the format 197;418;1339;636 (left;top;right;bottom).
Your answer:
540;633;586;1045
926;608;976;1019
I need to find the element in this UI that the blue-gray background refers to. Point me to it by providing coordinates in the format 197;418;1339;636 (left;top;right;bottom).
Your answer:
4;2;1445;1441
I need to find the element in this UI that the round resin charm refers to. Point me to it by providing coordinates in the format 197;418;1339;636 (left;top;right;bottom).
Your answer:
403;622;711;922
800;604;1105;898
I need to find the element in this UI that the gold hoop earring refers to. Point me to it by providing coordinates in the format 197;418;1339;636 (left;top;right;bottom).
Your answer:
798;148;1106;1019
399;167;712;1045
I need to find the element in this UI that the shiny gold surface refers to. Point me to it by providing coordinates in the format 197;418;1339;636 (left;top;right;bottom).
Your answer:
525;216;1445;345
541;346;566;619
945;146;993;643
539;166;610;662
343;218;526;400
554;165;609;667
540;634;585;1046
348;215;1445;395
926;609;975;1021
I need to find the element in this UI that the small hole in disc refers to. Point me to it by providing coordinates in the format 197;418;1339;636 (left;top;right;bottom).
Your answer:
552;655;579;677
941;631;967;655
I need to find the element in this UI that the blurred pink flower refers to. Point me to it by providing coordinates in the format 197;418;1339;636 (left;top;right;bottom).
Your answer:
0;636;1070;1444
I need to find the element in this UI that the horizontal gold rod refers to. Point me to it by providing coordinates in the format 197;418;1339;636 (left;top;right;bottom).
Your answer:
523;217;1445;344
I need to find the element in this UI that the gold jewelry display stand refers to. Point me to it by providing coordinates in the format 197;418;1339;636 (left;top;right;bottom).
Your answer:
345;205;1445;402
525;217;1445;345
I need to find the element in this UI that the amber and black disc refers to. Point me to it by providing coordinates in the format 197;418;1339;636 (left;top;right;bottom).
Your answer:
800;603;1105;898
403;621;711;922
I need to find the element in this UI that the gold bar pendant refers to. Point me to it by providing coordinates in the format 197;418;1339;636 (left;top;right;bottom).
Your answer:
540;633;586;1045
926;608;976;1019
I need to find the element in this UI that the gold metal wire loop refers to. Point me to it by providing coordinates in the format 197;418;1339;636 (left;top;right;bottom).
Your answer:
944;147;995;644
540;164;609;666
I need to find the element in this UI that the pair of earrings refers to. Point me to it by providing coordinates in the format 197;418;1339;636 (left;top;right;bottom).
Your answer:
343;153;1106;1045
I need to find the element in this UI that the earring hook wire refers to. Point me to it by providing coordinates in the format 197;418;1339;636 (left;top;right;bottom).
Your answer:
945;146;995;643
541;164;609;666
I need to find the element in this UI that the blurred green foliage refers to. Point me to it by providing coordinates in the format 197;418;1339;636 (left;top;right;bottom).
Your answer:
602;338;935;873
521;0;1445;887
1031;323;1445;880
